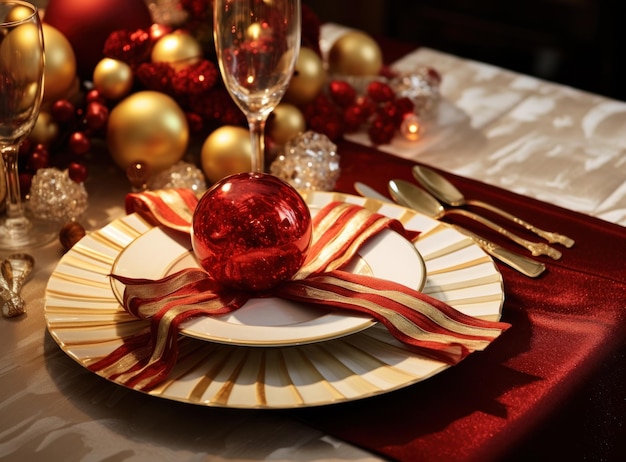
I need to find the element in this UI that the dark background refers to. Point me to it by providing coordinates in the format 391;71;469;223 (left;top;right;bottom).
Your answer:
305;0;626;101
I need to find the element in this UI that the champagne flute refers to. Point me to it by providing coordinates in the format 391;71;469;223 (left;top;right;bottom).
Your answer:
0;0;54;249
213;0;301;172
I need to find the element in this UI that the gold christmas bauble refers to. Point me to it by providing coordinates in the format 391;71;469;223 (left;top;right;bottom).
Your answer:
0;22;42;84
328;31;383;76
268;103;305;146
107;91;189;173
151;30;202;71
201;126;252;184
283;47;325;105
42;24;78;103
5;4;32;22
93;58;134;100
30;112;59;145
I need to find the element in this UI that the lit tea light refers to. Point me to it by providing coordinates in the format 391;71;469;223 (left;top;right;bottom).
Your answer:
401;113;421;141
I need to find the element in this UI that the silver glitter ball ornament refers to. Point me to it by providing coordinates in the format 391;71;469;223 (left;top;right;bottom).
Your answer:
28;168;88;222
390;68;440;116
270;131;340;192
147;161;207;194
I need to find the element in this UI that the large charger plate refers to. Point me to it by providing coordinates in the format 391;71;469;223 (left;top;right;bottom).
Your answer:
45;191;504;409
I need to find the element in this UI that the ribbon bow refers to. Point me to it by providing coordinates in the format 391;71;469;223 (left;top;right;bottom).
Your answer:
89;189;510;391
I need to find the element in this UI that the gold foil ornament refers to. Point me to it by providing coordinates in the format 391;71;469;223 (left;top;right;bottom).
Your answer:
268;103;305;146
151;30;202;71
41;24;78;103
93;58;134;100
0;22;43;83
30;112;59;145
107;91;189;173
283;47;326;105
328;31;383;76
200;126;252;184
5;4;32;22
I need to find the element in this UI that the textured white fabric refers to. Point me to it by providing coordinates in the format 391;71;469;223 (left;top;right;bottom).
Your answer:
323;24;626;226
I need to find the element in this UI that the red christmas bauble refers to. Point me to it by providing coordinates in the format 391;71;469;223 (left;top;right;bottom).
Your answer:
43;0;152;80
191;173;312;292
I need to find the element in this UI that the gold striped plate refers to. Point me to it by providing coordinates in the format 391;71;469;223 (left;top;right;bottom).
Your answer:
45;191;504;409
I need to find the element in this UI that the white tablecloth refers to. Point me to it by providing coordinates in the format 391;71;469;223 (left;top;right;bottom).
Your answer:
2;23;624;462
323;24;626;227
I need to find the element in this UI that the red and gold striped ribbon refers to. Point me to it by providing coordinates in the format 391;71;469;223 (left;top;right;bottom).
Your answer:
89;189;510;390
125;188;197;233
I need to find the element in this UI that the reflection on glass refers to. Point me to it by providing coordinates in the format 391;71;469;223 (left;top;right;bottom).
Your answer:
214;0;301;172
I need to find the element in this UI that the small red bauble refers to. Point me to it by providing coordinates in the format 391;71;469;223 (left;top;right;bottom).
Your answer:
51;100;76;124
103;28;152;66
191;173;312;292
343;104;365;132
367;81;395;103
368;116;396;145
329;80;357;107
69;132;91;155
126;161;151;189
27;151;49;171
18;138;33;157
85;89;106;105
84;102;109;131
68;162;88;183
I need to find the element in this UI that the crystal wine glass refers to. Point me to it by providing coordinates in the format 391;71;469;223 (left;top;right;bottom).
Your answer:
0;1;54;249
213;0;301;172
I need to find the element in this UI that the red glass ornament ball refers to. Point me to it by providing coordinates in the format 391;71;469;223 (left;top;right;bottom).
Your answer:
18;138;33;157
69;132;91;155
43;0;153;80
68;162;88;183
85;102;109;131
51;100;76;124
86;89;106;105
191;173;312;292
27;151;49;171
126;161;151;189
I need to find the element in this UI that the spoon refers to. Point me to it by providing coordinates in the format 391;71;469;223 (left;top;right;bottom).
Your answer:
389;179;562;260
354;182;546;277
412;165;575;248
1;253;34;318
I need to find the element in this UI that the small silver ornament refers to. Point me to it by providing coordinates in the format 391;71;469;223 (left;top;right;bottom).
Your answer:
28;168;88;222
390;68;440;116
147;161;207;194
270;131;340;192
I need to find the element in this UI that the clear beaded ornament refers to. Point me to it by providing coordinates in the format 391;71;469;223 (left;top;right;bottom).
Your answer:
28;168;88;222
270;131;340;192
148;161;207;194
390;68;440;116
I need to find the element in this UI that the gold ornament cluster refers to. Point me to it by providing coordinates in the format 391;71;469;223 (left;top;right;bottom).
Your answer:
30;10;387;187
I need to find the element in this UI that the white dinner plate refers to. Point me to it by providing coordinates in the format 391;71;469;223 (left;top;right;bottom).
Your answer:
109;206;427;346
45;191;504;409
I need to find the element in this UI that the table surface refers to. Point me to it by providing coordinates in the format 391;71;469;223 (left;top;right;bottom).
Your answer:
1;24;625;462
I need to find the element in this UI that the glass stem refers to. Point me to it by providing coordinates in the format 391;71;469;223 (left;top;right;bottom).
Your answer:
248;116;267;173
1;144;28;226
